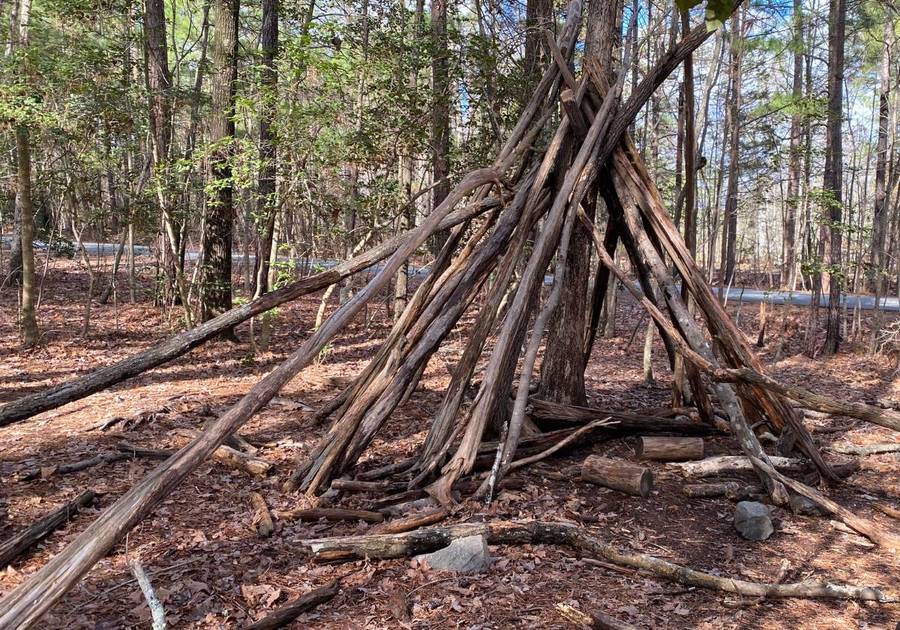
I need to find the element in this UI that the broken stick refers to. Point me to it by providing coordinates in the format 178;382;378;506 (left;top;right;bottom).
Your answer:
249;493;275;538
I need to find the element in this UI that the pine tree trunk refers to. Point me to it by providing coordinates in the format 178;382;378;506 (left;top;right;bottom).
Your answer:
430;0;450;255
540;0;622;406
254;0;278;298
722;6;743;286
821;0;845;355
783;0;803;289
202;0;239;321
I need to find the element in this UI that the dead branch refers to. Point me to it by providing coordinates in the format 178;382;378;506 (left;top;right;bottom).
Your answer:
0;491;95;567
128;559;167;630
242;580;341;630
301;520;895;601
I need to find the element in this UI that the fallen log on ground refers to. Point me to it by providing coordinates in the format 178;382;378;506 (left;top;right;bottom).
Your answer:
18;444;173;481
682;482;763;502
18;452;132;481
826;443;900;456
581;456;653;497
171;429;272;476
370;508;450;535
670;455;805;478
749;456;900;550
555;603;638;630
301;520;896;601
0;491;96;567
280;507;385;524
526;397;717;435
243;579;341;630
637;436;704;462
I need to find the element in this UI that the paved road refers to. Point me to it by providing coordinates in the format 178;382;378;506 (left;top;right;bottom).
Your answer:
4;237;896;311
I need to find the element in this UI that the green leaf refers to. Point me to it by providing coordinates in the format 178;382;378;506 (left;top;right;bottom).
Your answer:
675;0;703;11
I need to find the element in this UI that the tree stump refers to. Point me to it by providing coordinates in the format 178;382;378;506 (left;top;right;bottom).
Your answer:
637;436;704;462
581;456;653;497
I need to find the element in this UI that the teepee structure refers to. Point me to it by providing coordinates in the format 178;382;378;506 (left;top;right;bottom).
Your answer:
1;0;899;625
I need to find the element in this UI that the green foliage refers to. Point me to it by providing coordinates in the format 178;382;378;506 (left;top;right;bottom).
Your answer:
674;0;735;30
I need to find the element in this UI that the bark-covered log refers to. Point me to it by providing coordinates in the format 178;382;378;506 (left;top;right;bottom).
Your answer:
243;580;341;630
682;482;763;501
826;443;900;456
637;437;704;462
0;491;95;567
301;520;895;601
281;508;384;524
171;428;272;476
527;398;717;435
670;455;804;478
370;508;449;535
581;456;653;497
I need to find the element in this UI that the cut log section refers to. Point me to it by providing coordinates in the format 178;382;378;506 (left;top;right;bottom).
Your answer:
0;491;96;567
581;456;653;497
636;436;704;462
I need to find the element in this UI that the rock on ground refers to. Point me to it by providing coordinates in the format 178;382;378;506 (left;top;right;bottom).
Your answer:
417;535;493;573
734;500;774;541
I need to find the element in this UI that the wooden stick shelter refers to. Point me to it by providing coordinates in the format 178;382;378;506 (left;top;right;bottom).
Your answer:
1;2;898;625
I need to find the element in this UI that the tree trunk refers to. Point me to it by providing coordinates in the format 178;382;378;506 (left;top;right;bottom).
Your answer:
254;0;278;298
540;0;622;406
13;0;37;347
783;0;803;289
430;0;450;255
201;0;238;321
722;5;743;286
821;0;845;355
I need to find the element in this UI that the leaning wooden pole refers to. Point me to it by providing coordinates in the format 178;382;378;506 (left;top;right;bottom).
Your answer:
0;168;498;629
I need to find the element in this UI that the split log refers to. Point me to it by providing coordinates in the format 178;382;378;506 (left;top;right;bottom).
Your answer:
249;493;275;538
682;482;763;502
281;508;384;524
243;579;341;630
826;443;900;456
637;437;704;462
581;456;653;497
670;455;804;478
301;520;895;602
370;508;449;535
0;491;95;567
171;429;272;476
749;456;900;549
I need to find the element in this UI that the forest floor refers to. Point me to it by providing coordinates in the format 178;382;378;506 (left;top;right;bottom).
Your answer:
1;259;899;629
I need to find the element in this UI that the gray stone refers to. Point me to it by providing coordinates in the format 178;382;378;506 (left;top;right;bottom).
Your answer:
734;501;774;541
417;535;492;573
789;493;826;516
